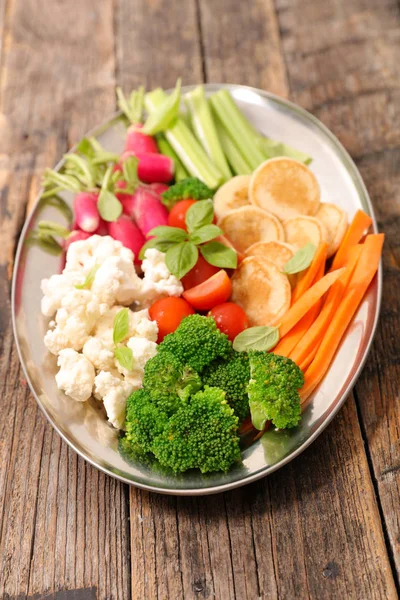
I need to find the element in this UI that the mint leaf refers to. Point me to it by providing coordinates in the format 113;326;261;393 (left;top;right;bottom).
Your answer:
98;189;122;222
75;263;100;290
200;241;237;269
165;242;198;279
141;79;181;135
147;226;188;242
114;347;134;371
233;326;280;352
113;308;130;345
189;224;223;245
283;243;316;274
185;199;214;233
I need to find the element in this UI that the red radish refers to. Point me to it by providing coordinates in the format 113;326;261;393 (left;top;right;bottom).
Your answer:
64;230;91;252
149;182;169;195
136;153;174;183
108;216;145;263
124;123;159;155
132;187;169;236
74;192;100;233
93;218;108;236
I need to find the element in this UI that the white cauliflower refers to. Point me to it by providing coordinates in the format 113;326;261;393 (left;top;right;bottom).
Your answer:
93;306;158;346
83;336;115;371
64;235;134;274
41;271;82;317
130;309;158;342
91;254;143;306
94;370;139;429
115;336;158;378
138;249;183;307
55;349;95;402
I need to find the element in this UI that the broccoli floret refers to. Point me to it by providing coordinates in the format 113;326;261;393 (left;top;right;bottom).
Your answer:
152;387;241;473
247;352;304;430
143;350;202;414
161;177;213;209
124;389;168;455
159;315;232;373
202;352;250;422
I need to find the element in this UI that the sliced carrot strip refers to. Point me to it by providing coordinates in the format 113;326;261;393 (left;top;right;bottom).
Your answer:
298;343;319;372
277;268;345;338
300;233;384;402
330;209;372;270
274;300;321;358
291;242;327;304
290;245;363;367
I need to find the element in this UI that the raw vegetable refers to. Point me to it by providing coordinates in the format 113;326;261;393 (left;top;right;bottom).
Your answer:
208;302;249;341
282;243;316;276
149;182;169;195
132;187;169;236
107;216;146;262
149;297;195;342
141;79;182;136
181;254;219;290
273;300;321;358
161;177;213;210
136;152;174;183
63;230;91;251
155;134;189;181
168;199;198;230
117;86;159;154
213;113;253;175
182;270;232;311
330;209;372;270
290;242;327;303
73;192;100;233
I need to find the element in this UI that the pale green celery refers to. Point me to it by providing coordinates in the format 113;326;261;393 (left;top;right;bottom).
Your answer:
156;134;189;181
116;86;145;124
141;79;181;135
145;89;223;189
185;86;231;181
212;109;252;175
257;137;312;165
209;90;265;170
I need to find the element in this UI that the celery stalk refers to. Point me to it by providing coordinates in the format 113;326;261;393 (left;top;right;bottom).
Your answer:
213;110;252;175
185;86;232;181
156;133;189;181
145;89;223;189
258;137;312;165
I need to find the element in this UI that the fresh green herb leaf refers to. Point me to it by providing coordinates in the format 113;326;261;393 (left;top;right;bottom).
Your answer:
114;346;134;371
25;232;63;256
189;224;223;245
147;225;188;243
98;189;122;222
185;199;214;233
75;263;100;290
200;241;237;269
122;156;139;188
233;326;280;352
113;308;130;345
141;79;181;135
38;220;70;239
76;137;95;158
117;86;145;124
282;243;316;274
139;238;175;260
165;241;198;279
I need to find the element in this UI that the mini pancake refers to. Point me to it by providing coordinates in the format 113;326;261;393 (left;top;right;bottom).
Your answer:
249;157;320;221
283;216;328;250
231;256;291;326
218;206;284;253
315;202;348;257
213;175;251;220
244;240;298;288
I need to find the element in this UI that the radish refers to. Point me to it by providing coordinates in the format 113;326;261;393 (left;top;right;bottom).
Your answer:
132;187;169;236
136;153;174;183
149;182;169;195
74;192;100;232
125;123;159;155
93;218;108;236
64;230;92;252
108;216;145;263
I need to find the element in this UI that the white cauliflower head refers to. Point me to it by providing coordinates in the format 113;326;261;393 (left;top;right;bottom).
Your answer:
82;336;115;371
94;370;139;429
114;336;158;378
55;349;95;402
138;249;183;307
64;235;134;274
41;271;82;317
91;254;143;306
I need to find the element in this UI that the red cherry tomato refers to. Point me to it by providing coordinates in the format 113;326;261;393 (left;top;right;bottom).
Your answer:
181;254;220;290
182;270;232;311
168;199;197;230
149;297;195;342
208;302;249;341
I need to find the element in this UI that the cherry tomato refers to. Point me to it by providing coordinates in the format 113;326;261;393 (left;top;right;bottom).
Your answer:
182;270;232;311
181;254;220;290
168;199;197;230
149;297;195;342
208;302;249;341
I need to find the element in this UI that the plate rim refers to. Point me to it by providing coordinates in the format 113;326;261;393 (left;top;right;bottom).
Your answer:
11;83;382;495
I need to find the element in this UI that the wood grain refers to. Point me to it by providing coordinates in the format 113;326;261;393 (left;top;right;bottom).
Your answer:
0;0;131;598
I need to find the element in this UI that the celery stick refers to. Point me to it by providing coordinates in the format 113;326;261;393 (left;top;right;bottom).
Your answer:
156;133;189;181
185;86;232;181
145;89;224;189
258;137;312;165
209;90;266;170
212;110;252;175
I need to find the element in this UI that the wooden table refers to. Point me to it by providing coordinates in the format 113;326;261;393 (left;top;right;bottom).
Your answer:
1;0;399;598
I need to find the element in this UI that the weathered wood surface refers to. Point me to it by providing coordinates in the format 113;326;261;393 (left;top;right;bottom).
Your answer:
0;0;399;599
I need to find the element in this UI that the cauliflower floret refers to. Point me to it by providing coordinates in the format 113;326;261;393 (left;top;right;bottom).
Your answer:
64;235;134;274
94;370;139;429
130;309;158;342
41;271;82;317
55;349;95;402
93;306;158;345
138;249;183;307
91;255;143;306
83;337;115;371
115;336;158;379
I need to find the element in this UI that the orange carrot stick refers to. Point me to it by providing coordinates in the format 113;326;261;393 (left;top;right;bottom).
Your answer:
274;300;321;358
291;243;327;304
277;268;345;338
298;344;319;372
290;245;363;366
331;209;372;270
300;233;384;402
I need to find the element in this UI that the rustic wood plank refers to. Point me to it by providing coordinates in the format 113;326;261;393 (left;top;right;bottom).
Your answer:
0;0;131;598
275;0;400;583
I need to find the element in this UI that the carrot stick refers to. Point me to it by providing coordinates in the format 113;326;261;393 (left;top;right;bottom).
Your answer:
274;300;321;358
290;245;363;367
300;233;384;402
298;343;319;372
277;268;345;338
291;242;327;304
330;209;372;270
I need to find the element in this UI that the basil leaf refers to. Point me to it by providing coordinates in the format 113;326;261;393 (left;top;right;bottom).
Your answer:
233;326;280;352
141;79;181;135
113;308;130;345
200;241;237;269
38;220;70;239
185;199;214;233
147;226;188;242
249;400;269;431
98;189;123;222
122;156;139;188
75;263;100;290
283;243;316;274
165;242;198;279
189;224;223;245
139;238;175;260
114;347;134;371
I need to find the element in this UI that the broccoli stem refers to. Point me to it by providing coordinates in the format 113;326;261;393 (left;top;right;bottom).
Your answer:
145;88;224;190
185;85;232;181
155;133;189;181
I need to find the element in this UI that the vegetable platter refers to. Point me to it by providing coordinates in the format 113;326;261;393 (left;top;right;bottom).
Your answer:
12;83;382;495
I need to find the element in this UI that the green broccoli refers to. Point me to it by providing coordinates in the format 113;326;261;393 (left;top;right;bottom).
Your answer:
143;350;202;414
202;352;250;422
124;389;168;455
247;352;304;430
161;177;213;209
159;315;232;373
152;387;241;473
